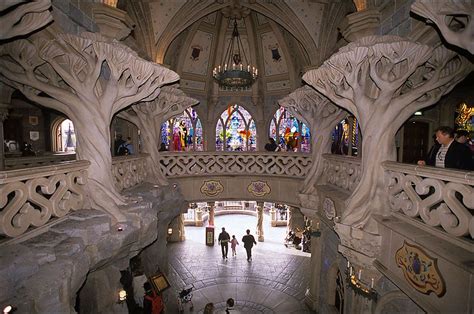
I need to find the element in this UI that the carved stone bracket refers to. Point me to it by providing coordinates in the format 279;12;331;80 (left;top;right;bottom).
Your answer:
92;3;135;40
341;9;381;42
335;222;382;259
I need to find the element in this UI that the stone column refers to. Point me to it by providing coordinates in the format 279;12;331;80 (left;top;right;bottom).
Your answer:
305;217;323;310
0;105;8;171
256;201;264;241
288;206;305;231
195;207;203;227
270;205;276;227
208;201;215;226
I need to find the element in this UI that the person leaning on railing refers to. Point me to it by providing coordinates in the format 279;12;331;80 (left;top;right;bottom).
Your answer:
417;126;473;170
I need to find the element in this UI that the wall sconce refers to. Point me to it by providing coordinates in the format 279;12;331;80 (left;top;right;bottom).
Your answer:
3;305;15;314
167;228;173;235
345;263;377;301
118;289;127;303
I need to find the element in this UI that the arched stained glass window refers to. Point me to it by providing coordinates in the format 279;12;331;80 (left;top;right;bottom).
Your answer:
269;107;310;152
160;107;203;151
216;104;256;151
331;116;360;156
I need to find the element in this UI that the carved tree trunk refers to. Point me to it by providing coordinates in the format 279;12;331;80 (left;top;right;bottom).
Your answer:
138;116;168;185
343;121;397;229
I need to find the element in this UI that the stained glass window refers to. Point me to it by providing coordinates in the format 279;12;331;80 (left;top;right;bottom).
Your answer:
269;107;310;152
331;117;360;156
216;104;256;151
160;107;203;151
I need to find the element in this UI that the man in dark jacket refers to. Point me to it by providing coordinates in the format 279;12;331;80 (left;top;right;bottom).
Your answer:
242;229;257;261
418;126;473;170
218;227;231;259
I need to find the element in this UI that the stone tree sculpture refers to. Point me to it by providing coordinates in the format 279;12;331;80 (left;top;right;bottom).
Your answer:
0;0;52;40
411;0;474;54
119;85;198;184
303;36;472;230
279;86;346;194
0;32;179;222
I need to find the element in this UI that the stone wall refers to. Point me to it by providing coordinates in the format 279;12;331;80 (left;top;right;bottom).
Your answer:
0;183;188;313
378;0;415;36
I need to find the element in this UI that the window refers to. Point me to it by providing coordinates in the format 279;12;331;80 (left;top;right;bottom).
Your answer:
53;118;76;152
270;107;310;152
160;107;203;151
216;104;256;151
331;117;360;156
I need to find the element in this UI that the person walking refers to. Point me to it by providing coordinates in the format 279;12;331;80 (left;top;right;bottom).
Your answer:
218;227;230;259
242;229;257;261
230;235;239;257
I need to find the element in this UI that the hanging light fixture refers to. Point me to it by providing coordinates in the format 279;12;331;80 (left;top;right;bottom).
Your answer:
213;18;258;90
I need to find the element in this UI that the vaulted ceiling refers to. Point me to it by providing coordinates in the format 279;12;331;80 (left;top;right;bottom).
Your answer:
121;0;354;97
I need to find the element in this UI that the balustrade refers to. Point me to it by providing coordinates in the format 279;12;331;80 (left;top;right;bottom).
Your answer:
322;154;362;193
112;154;148;191
383;161;474;240
4;153;76;170
0;160;90;237
158;151;312;177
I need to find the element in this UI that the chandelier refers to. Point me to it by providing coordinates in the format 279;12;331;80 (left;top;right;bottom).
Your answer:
213;18;258;90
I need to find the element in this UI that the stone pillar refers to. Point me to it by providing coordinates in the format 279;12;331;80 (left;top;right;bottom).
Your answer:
167;214;185;242
0;105;8;171
305;217;323;310
195;208;203;227
208;201;215;226
92;3;134;41
270;205;277;227
256;202;264;241
288;206;305;231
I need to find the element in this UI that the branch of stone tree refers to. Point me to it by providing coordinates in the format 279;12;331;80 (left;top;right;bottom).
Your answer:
411;1;474;53
0;62;78;112
0;0;52;39
396;55;470;111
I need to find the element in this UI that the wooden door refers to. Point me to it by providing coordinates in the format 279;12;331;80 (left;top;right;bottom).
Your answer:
402;121;429;164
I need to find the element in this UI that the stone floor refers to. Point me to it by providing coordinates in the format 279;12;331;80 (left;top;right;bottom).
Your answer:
165;214;314;313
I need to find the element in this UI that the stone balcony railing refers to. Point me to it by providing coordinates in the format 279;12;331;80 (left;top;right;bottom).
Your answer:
158;151;312;178
321;154;362;194
112;154;148;191
0;160;90;238
4;153;76;169
383;161;474;242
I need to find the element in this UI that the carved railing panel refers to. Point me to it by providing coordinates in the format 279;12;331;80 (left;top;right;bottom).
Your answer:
383;161;474;239
158;152;312;178
112;155;148;191
322;154;362;193
0;160;90;237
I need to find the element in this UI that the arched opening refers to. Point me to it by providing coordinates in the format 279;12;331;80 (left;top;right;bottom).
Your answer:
159;107;203;151
216;104;256;151
270;106;311;152
331;116;360;157
51;118;76;153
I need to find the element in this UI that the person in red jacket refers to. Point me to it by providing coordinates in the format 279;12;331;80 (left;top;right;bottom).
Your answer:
143;282;164;314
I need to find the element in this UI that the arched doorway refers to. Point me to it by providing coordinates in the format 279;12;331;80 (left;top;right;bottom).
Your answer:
52;118;76;153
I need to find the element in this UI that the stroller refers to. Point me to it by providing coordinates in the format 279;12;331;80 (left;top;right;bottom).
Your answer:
284;229;302;249
177;284;194;313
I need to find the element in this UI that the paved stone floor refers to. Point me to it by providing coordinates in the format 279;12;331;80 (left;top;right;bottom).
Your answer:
165;214;314;313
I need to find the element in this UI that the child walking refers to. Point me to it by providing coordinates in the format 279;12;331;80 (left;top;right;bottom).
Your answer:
230;235;239;257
